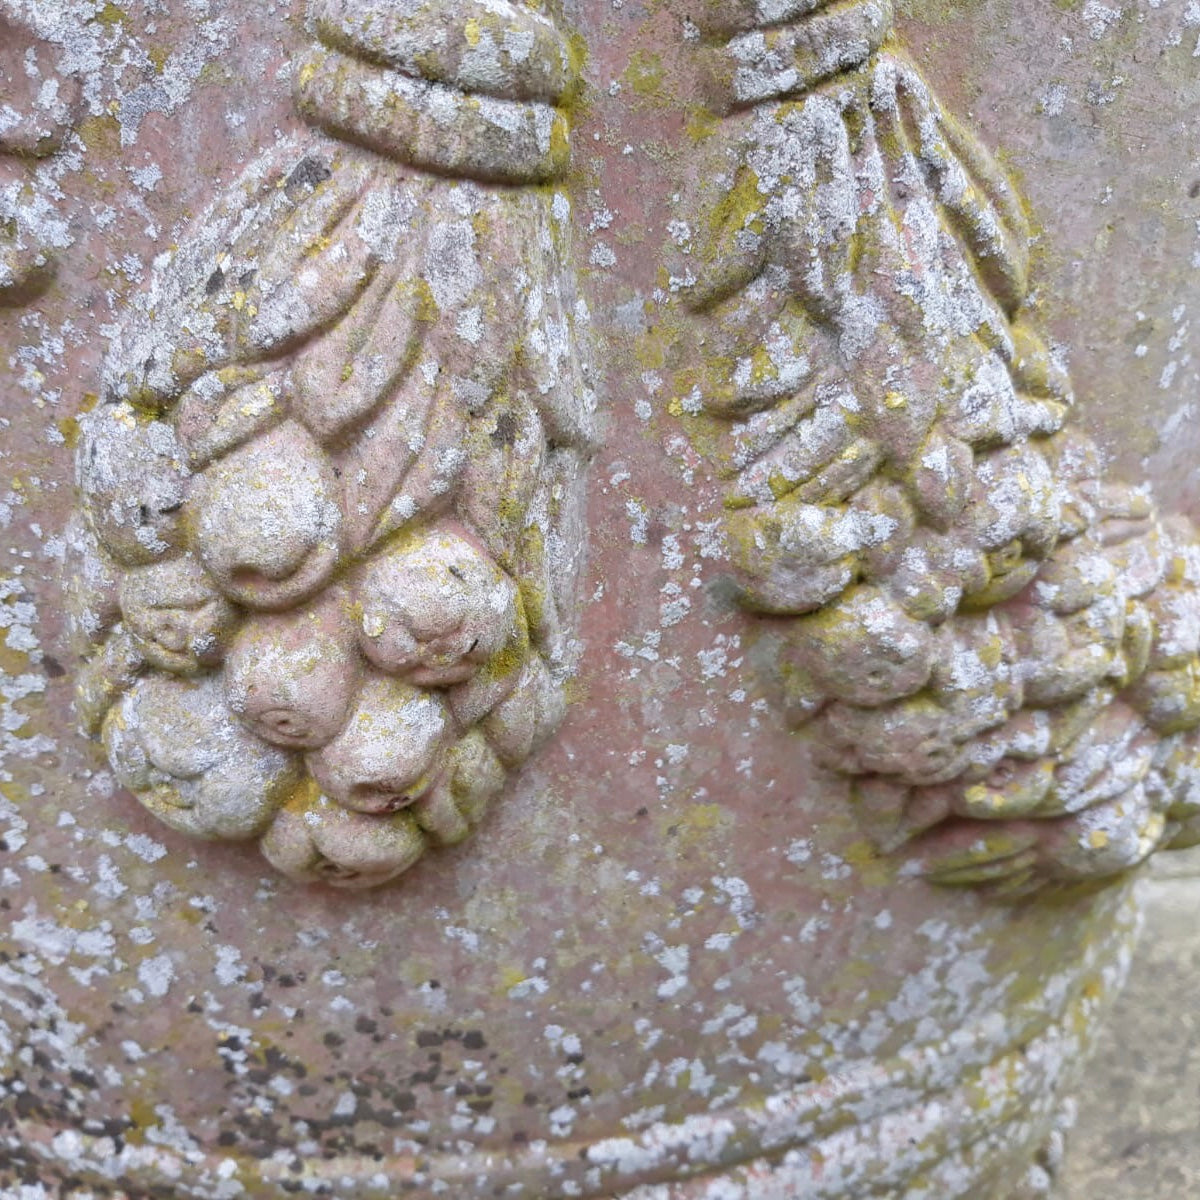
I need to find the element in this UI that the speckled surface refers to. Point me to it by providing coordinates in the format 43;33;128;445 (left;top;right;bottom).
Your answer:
0;2;1198;1197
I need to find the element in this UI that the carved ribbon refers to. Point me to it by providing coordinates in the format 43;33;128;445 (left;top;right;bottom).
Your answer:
68;0;594;887
673;0;1200;895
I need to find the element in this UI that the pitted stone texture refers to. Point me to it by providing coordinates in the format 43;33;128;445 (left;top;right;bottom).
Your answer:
1061;856;1200;1200
0;5;82;298
1;1;1198;1199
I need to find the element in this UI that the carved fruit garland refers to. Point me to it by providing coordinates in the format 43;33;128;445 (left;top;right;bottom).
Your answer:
67;0;595;887
671;0;1200;896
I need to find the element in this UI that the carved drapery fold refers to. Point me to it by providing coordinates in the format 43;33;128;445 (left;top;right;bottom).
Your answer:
671;1;1200;895
67;0;595;887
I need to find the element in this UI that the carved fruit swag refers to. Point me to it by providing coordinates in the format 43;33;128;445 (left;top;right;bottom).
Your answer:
67;0;595;888
668;0;1200;896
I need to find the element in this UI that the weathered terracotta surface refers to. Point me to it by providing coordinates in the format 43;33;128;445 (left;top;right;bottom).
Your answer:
1;1;1198;1197
662;10;1200;899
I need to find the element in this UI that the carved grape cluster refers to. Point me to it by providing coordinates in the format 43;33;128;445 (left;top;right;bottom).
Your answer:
674;21;1200;894
68;121;591;887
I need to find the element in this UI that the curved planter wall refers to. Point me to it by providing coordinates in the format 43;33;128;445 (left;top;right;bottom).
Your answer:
1;2;1198;1196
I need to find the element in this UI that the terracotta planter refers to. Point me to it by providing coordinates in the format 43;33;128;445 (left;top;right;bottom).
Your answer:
2;2;1198;1197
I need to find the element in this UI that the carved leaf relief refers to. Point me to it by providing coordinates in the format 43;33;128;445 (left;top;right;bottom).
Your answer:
68;2;594;887
671;0;1200;896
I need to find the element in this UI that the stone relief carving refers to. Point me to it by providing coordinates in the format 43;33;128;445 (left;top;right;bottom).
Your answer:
669;0;1200;896
61;0;1194;901
0;5;82;301
67;0;594;887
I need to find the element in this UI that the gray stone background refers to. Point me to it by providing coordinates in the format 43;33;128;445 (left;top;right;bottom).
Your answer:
1062;848;1200;1198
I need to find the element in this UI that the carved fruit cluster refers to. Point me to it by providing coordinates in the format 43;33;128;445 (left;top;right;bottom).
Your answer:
69;124;591;887
674;21;1200;894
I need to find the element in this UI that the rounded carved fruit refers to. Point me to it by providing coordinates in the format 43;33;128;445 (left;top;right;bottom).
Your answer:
102;674;300;840
261;789;427;888
354;526;526;687
192;419;343;610
792;584;938;707
223;589;361;750
407;729;507;845
305;675;452;815
119;555;238;674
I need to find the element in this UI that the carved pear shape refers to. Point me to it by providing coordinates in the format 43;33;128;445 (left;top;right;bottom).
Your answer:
306;675;451;814
193;419;343;609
